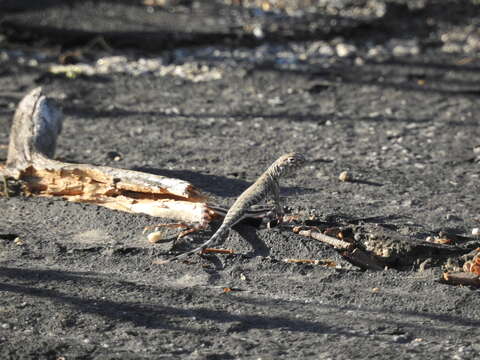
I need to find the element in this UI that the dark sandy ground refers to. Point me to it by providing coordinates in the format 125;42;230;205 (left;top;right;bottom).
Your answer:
1;1;480;359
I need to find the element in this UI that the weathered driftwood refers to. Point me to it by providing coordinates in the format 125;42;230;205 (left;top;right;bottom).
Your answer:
0;87;210;224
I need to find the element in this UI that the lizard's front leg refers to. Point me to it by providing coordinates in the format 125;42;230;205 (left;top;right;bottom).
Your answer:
272;180;283;215
269;180;285;227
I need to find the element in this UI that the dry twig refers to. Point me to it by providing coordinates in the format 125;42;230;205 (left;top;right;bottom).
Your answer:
283;258;337;267
293;226;353;250
202;248;235;255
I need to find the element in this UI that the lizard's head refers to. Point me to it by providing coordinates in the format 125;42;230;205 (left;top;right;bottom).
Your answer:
274;152;306;176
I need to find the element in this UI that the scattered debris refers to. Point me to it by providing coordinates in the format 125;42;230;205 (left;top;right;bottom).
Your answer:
50;57;223;82
387;39;420;57
292;220;476;272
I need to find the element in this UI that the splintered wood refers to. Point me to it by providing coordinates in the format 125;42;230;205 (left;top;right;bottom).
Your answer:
1;87;210;224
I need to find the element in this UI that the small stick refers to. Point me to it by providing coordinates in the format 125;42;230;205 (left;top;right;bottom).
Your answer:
284;258;319;264
293;226;353;250
223;287;242;293
283;258;337;267
202;248;234;255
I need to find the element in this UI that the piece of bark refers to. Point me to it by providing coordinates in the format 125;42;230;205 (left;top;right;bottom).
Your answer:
1;87;210;224
442;272;480;287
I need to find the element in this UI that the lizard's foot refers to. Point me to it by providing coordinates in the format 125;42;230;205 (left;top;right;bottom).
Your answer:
267;213;284;229
266;210;303;229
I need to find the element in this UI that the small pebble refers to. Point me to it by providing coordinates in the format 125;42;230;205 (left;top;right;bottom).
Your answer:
16;302;27;308
147;231;164;243
392;334;410;343
13;237;24;246
338;171;351;182
318;44;335;57
354;57;365;66
336;43;357;58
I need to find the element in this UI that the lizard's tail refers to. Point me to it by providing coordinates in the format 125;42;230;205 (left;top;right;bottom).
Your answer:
159;223;230;263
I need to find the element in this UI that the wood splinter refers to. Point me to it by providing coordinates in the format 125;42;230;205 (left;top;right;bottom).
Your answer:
0;87;211;224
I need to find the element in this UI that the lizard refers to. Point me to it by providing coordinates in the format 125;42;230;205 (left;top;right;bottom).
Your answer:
158;152;305;263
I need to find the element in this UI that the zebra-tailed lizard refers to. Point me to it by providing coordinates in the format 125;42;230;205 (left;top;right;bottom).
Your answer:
158;152;305;263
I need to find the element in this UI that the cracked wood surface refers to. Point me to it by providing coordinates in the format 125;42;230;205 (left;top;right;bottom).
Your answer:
1;87;209;224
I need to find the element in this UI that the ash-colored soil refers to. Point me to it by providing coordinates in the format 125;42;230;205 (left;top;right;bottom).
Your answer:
1;1;480;359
